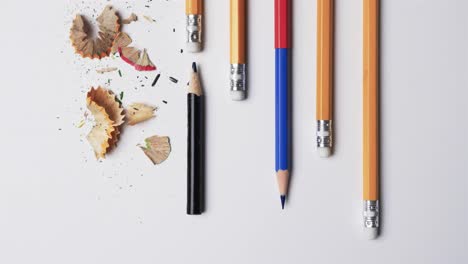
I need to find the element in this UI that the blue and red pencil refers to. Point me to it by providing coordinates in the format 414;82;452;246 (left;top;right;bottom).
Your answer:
275;0;290;209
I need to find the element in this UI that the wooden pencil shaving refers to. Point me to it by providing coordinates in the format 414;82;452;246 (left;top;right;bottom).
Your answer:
122;13;138;24
119;47;156;71
87;87;125;127
70;6;120;59
126;103;157;126
88;87;125;149
119;47;140;66
135;49;156;71
96;67;118;74
143;15;155;23
111;32;132;54
140;136;171;165
86;87;125;159
86;101;115;159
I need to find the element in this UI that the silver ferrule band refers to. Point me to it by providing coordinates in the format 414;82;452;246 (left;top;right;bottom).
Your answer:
317;120;332;148
186;14;202;44
363;200;380;228
230;64;246;92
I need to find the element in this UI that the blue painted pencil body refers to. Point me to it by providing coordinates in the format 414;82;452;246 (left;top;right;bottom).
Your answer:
275;48;289;172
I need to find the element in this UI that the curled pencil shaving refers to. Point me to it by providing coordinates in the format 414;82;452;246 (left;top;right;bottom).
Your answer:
140;136;171;165
86;101;115;159
70;6;120;59
126;103;157;126
119;47;156;71
86;87;125;158
87;87;125;149
135;49;156;71
87;87;125;126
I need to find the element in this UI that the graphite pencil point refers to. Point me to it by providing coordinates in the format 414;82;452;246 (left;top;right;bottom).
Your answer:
280;195;286;210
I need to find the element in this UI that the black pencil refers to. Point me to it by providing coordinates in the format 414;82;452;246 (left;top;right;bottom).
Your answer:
187;62;205;215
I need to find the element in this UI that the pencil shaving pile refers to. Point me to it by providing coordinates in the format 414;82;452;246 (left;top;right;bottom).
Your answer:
70;6;156;72
72;6;169;164
86;87;158;160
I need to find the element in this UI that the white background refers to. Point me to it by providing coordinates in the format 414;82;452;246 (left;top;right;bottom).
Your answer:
0;0;467;263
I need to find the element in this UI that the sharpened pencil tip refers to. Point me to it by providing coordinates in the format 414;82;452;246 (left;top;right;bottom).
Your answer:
192;62;197;73
280;195;286;209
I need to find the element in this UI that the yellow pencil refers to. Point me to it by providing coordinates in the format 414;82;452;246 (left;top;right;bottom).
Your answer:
316;0;334;157
230;0;247;100
363;0;380;239
186;0;203;52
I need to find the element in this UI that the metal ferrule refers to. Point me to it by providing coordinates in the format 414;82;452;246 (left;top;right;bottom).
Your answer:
186;14;202;44
316;120;332;148
230;64;246;92
363;200;380;228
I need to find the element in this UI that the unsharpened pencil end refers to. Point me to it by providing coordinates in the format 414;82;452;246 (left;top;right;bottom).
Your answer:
280;195;286;209
186;42;202;53
364;228;379;240
231;90;246;101
318;147;331;158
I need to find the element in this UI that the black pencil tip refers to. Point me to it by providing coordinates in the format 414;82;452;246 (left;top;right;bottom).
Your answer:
192;62;197;73
280;195;286;209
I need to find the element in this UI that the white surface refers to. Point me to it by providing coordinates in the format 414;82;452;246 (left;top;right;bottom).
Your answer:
0;0;467;263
